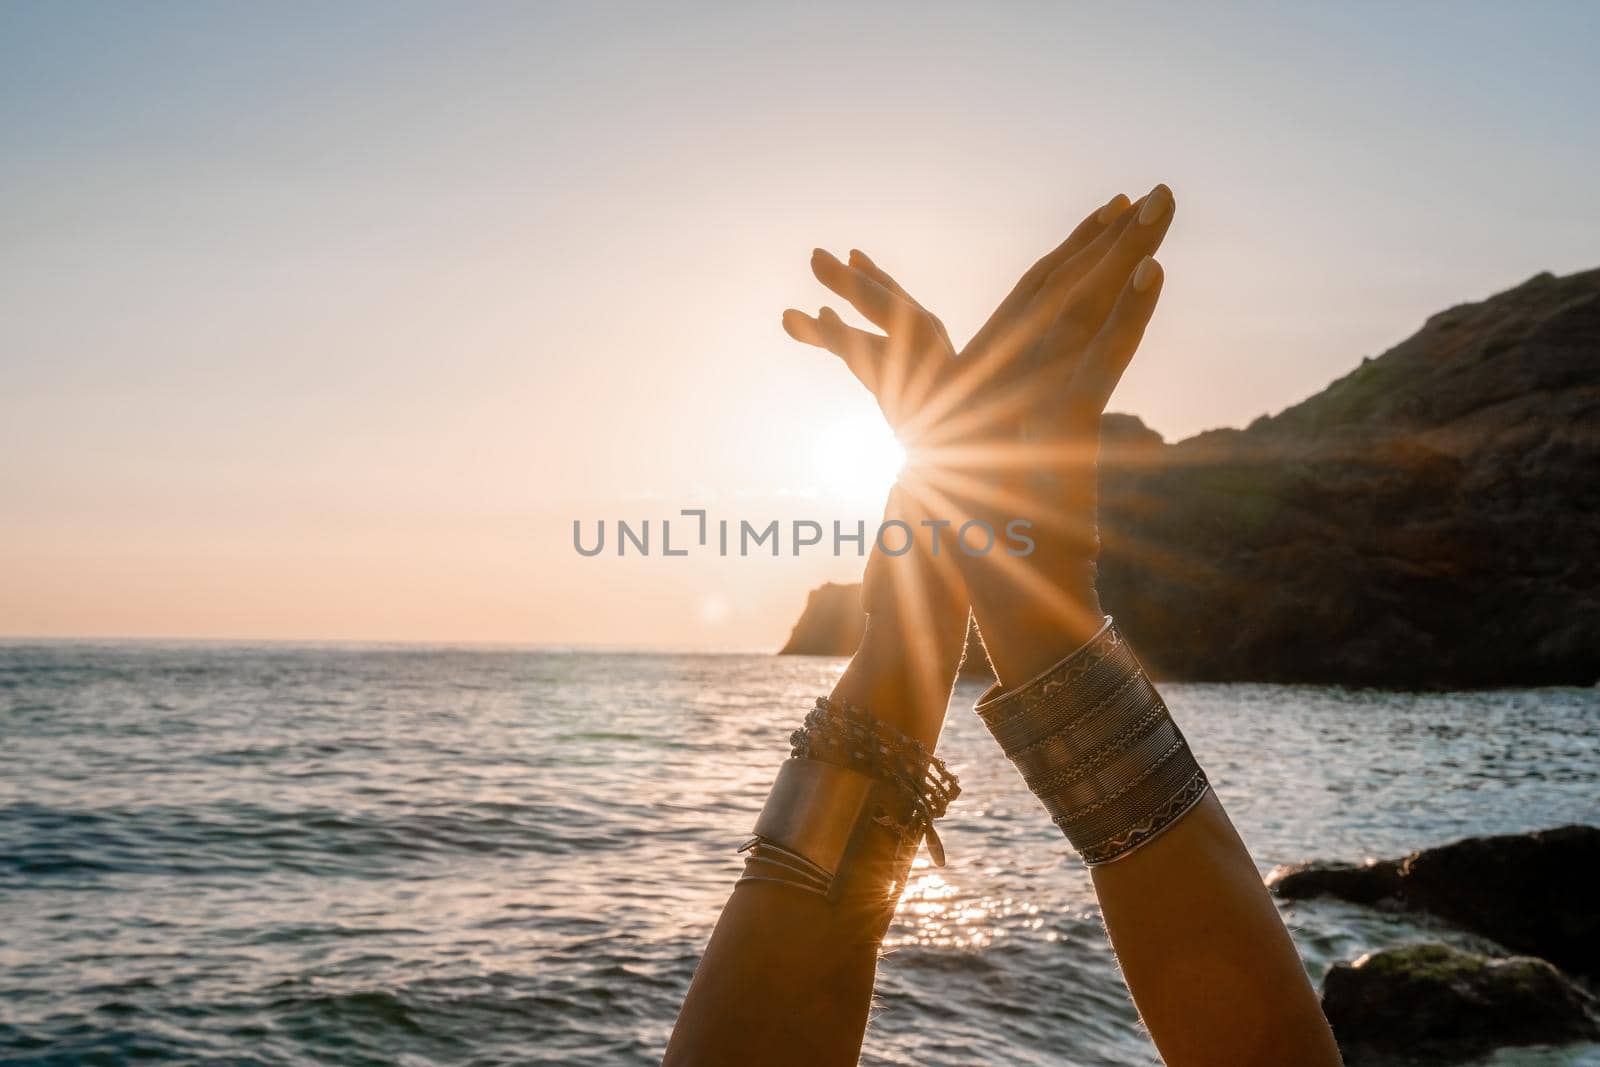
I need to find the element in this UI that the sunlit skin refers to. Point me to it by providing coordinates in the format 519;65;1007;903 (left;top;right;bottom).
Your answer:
665;188;1342;1066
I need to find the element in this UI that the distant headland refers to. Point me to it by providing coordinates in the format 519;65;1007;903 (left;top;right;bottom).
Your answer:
781;268;1600;688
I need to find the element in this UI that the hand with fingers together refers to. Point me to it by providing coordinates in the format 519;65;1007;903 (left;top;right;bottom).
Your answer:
784;185;1175;685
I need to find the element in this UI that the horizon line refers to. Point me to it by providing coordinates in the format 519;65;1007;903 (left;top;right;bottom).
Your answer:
0;632;784;657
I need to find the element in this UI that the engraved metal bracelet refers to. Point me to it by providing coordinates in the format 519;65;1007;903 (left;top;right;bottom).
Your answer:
974;616;1209;865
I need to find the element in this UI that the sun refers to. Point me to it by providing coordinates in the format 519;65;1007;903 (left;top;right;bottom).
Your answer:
810;411;907;501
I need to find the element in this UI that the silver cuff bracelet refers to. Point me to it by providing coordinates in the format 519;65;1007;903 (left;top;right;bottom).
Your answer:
738;698;959;905
975;616;1209;866
740;759;910;904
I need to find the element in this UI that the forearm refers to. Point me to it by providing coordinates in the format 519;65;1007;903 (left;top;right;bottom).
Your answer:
1093;794;1341;1066
663;875;886;1067
664;604;965;1066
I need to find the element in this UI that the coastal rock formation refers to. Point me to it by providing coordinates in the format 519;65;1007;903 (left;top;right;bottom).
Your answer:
778;582;864;657
778;582;993;678
1267;825;1600;978
1100;268;1600;687
1321;943;1599;1064
1265;858;1404;906
781;269;1600;687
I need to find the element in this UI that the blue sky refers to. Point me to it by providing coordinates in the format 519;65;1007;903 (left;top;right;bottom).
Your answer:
3;2;1597;644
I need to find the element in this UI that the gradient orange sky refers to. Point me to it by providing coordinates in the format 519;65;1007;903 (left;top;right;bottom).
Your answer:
3;4;1598;649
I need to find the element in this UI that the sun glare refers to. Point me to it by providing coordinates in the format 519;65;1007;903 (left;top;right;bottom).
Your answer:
810;412;906;501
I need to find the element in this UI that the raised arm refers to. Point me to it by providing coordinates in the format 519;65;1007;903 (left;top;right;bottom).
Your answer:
788;185;1342;1066
979;614;1342;1065
663;487;971;1067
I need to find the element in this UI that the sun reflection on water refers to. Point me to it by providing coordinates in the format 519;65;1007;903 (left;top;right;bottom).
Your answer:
887;859;1048;950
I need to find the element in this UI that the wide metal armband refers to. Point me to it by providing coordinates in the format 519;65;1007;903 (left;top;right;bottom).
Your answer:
752;758;875;880
740;758;919;905
976;617;1210;866
737;698;960;905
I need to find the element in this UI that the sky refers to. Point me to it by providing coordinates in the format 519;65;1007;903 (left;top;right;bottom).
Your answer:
3;2;1598;649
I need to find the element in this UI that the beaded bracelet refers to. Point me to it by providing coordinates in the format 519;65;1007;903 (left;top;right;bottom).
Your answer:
738;697;960;904
975;617;1209;865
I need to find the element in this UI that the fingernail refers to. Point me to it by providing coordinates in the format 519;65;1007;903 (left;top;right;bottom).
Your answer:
1138;184;1172;225
848;249;864;266
1096;194;1130;224
1133;255;1161;293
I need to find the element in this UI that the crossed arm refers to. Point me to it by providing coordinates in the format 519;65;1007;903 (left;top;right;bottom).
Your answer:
665;187;1340;1067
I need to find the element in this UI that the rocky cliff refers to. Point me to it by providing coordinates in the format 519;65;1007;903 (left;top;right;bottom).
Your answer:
781;269;1600;687
777;581;993;678
778;582;865;657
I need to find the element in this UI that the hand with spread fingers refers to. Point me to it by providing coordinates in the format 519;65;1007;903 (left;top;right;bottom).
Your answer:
784;185;1175;686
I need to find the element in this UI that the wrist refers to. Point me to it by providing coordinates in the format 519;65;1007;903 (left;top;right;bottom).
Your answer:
971;576;1103;689
833;601;968;749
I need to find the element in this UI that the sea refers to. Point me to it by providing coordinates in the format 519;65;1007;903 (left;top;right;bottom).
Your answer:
1;643;1596;1066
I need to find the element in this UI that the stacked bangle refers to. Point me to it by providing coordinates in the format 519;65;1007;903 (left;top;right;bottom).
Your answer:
975;616;1209;865
739;697;959;905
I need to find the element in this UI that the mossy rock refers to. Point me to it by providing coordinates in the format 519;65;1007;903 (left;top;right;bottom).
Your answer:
1322;942;1598;1064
